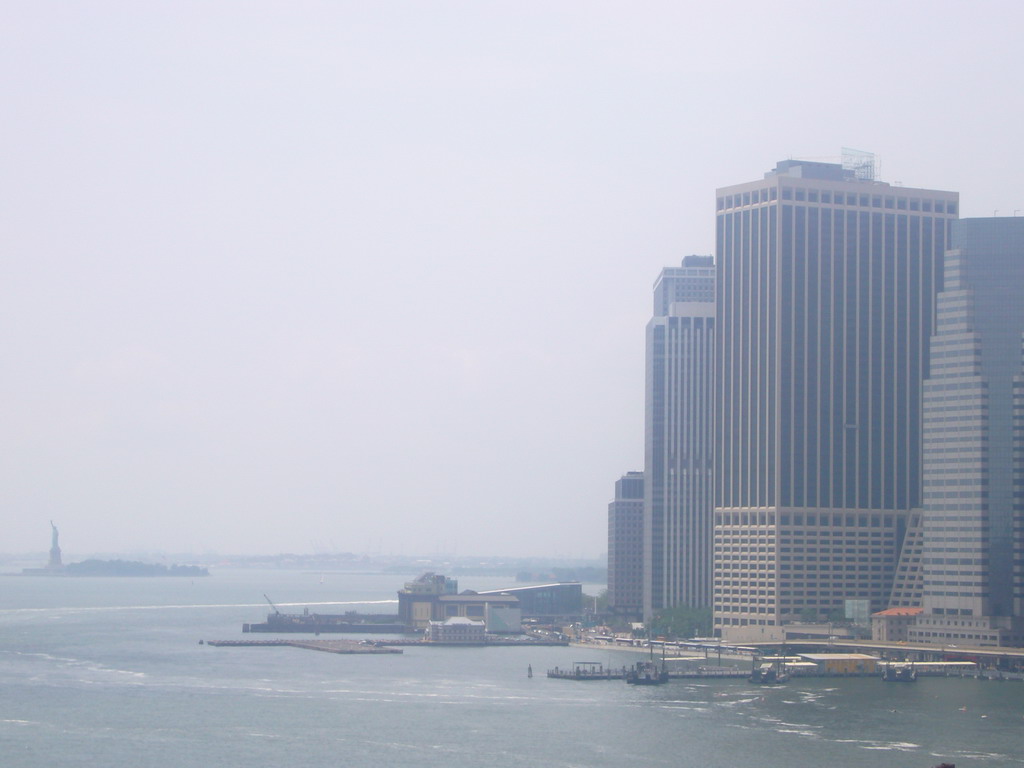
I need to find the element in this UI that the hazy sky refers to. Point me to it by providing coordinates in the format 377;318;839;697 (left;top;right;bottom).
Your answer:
2;1;1022;558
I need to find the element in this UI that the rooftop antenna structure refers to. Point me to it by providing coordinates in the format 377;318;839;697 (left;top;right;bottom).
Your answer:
841;147;878;181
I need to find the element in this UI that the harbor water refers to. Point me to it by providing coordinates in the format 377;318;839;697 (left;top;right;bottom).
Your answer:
1;568;1022;767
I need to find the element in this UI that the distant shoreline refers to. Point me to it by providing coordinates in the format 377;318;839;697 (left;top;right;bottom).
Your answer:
21;559;210;577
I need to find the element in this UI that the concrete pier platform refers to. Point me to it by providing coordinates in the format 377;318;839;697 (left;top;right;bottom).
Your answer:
203;639;402;654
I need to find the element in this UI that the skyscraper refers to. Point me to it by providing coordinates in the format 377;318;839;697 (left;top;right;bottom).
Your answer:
608;471;644;618
713;157;958;640
644;255;715;620
907;217;1024;646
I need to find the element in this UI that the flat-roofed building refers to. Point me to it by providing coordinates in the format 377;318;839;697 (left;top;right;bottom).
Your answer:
438;592;521;633
397;572;458;630
645;256;715;620
714;156;958;641
477;582;582;619
872;606;923;642
608;471;644;618
425;617;486;643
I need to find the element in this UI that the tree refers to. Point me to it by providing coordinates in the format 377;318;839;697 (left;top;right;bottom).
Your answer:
649;604;712;639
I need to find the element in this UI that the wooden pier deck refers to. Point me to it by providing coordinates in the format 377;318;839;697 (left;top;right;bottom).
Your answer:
203;639;402;654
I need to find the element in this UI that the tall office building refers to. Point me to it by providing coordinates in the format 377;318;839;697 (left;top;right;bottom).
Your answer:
608;471;644;618
907;217;1024;646
644;255;715;620
713;157;958;640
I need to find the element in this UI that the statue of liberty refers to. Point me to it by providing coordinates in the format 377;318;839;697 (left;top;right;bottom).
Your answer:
48;521;62;569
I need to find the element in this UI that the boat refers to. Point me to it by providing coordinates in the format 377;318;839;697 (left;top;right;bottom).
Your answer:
626;659;669;685
749;661;789;684
626;635;670;685
882;662;917;682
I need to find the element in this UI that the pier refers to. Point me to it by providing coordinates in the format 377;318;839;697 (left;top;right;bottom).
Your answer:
547;662;748;681
204;639;402;654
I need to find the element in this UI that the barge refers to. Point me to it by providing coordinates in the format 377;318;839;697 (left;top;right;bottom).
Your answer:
243;595;405;634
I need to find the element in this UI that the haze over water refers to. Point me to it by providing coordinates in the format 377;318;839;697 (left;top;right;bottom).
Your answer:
5;2;1024;559
2;570;1022;768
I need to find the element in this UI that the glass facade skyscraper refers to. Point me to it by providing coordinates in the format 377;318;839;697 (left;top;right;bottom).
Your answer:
908;217;1024;646
644;255;715;619
713;159;958;639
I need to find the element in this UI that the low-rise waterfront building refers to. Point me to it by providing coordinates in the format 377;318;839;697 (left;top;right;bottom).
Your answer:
398;572;458;630
872;607;923;643
425;617;486;643
398;573;523;633
438;592;521;633
477;582;582;620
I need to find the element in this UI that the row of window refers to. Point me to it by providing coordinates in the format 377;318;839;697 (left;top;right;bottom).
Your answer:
717;186;958;214
909;631;998;641
714;512;903;527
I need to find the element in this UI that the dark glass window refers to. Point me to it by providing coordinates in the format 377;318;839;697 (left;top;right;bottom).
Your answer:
782;188;792;200
791;205;807;505
778;204;794;507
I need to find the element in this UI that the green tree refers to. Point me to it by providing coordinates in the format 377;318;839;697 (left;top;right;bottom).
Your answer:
649;604;712;639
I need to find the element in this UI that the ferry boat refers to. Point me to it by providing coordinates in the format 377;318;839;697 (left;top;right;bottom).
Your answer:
881;662;917;682
626;660;669;685
749;662;789;684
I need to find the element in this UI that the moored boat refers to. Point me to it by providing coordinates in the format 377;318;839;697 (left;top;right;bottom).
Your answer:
626;660;669;685
882;662;917;682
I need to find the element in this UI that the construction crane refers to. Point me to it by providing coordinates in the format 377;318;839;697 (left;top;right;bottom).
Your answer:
263;594;281;615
